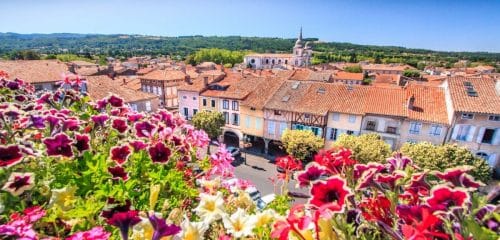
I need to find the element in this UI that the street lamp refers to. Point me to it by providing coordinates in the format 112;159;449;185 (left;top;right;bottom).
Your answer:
243;136;252;165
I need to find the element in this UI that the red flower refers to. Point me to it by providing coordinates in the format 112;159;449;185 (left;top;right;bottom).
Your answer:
110;145;131;165
359;195;393;226
314;148;355;174
43;133;74;157
112;118;128;133
148;142;171;164
309;176;352;212
74;134;90;154
405;172;431;196
399;205;449;240
426;185;470;212
129;140;147;152
387;153;413;171
108;95;124;108
0;145;23;168
276;155;302;172
134;121;155;138
374;171;405;190
434;166;483;189
294;162;327;188
108;166;129;181
271;219;290;240
356;168;379;190
353;162;385;179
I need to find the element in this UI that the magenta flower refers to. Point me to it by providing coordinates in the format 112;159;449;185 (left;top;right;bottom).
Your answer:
62;118;79;131
147;212;181;240
434;166;484;189
129;140;147;152
108;166;129;181
67;226;111;240
134;121;155;138
106;210;141;240
36;92;51;105
29;115;45;129
353;162;385;179
405;172;431;196
96;99;108;110
0;145;23;168
127;113;143;122
426;185;470;212
112;118;128;133
356;168;379;190
43;133;74;157
74;134;90;154
45;115;60;131
110;145;131;165
108;95;124;107
387;153;413;171
2;172;35;196
295;162;328;188
309;176;352;212
91;114;109;128
148;142;171;164
22;206;46;223
374;171;405;190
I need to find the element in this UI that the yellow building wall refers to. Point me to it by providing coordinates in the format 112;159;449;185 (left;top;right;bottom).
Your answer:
199;96;219;111
240;106;264;137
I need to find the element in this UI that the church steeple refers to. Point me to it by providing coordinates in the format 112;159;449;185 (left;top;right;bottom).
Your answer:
299;26;303;41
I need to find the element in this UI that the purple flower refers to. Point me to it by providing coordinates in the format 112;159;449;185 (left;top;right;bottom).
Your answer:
2;172;35;196
45;115;60;132
295;162;328;188
127;113;143;122
110;145;131;165
29;115;45;129
129;140;147;152
106;210;141;240
43;133;74;157
96;99;108;110
91;114;109;128
108;95;124;107
0;145;23;168
14;95;27;102
62;118;80;131
36;92;51;105
108;166;129;181
148;142;171;164
112;118;128;133
74;134;90;154
134;121;155;138
6;81;19;90
147;212;181;240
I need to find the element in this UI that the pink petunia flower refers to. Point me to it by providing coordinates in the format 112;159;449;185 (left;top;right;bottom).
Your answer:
110;145;131;165
66;226;110;240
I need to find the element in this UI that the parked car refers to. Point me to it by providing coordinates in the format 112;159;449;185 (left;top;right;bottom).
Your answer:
227;146;241;158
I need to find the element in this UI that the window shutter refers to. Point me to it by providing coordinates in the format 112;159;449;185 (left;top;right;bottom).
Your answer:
487;153;497;167
476;127;485;143
466;126;476;142
492;129;500;145
451;125;459;140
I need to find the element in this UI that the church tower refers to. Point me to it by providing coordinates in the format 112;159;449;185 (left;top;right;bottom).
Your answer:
293;27;305;66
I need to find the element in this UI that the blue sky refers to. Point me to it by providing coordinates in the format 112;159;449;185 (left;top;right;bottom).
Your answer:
0;0;499;52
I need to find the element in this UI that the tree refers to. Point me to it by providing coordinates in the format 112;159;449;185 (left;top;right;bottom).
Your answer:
402;69;421;78
332;134;391;164
281;129;324;161
399;142;491;182
191;110;225;153
344;65;363;73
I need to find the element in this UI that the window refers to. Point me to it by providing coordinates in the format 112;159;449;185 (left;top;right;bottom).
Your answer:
455;125;472;141
245;116;251;128
348;115;356;123
202;98;207;106
347;130;354;135
232;101;239;111
183;108;188;117
274;110;281;116
193;109;198;115
476;152;489;160
481;129;495;144
192;97;197;101
285;60;288;64
279;122;287;135
250;59;255;64
409;122;422;134
429;125;442;136
158;88;162;95
211;100;216;108
332;113;340;121
182;95;187;99
366;121;376;131
223;112;229;124
232;113;239;126
250;107;256;111
268;121;275;136
222;100;229;109
488;115;500;121
329;128;338;140
145;101;152;111
255;118;262;129
461;113;474;120
130;103;138;112
386;126;397;134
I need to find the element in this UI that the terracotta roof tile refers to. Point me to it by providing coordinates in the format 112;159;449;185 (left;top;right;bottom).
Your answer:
373;73;400;86
405;83;449;124
241;77;286;109
332;71;364;81
0;60;71;83
363;87;406;117
362;64;415;72
264;80;310;112
86;75;158;103
141;69;186;81
447;76;500;114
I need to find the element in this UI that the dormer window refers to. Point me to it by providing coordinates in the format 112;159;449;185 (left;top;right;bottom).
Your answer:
461;113;474;120
488;115;500;121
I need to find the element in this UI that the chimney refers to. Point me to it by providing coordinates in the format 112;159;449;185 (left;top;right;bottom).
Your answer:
407;95;415;110
204;76;209;87
122;78;126;85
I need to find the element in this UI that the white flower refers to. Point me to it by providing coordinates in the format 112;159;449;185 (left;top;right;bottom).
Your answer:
130;217;154;240
2;172;35;196
178;217;208;240
194;191;225;224
48;186;77;211
252;209;276;228
222;208;255;238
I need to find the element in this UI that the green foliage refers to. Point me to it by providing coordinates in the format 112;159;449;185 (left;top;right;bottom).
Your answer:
266;194;293;215
403;69;421;77
191;110;225;140
281;129;324;161
333;134;392;164
344;65;363;73
4;50;41;60
54;54;94;63
399;142;492;182
187;48;248;66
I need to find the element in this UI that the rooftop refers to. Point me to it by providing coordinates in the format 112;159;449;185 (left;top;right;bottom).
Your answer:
446;76;500;115
141;69;187;81
86;75;158;103
0;60;71;83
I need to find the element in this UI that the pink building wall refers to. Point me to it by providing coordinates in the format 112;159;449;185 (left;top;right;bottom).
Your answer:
178;90;200;120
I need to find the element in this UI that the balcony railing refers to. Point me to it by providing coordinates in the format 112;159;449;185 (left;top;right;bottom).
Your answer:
386;127;397;134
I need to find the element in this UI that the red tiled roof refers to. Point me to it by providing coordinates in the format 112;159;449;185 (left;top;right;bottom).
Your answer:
332;71;363;81
373;73;400;86
405;83;449;124
241;77;286;109
363;87;406;117
362;64;415;72
86;75;158;103
141;69;186;81
0;60;71;83
447;76;500;114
